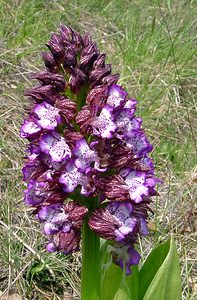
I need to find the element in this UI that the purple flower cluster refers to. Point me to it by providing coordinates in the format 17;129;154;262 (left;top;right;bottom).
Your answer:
21;25;158;274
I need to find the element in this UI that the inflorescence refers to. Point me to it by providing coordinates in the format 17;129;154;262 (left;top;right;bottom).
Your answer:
20;25;159;275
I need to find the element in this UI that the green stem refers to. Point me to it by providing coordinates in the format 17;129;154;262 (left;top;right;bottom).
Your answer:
81;217;101;300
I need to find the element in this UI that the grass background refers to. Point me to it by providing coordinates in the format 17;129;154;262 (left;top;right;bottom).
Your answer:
0;0;196;299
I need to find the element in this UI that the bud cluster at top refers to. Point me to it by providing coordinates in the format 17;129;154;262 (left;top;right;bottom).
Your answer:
20;25;159;274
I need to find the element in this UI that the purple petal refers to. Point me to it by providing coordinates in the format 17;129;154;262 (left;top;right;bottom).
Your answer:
73;138;98;171
92;106;116;138
107;202;137;241
116;110;142;137
59;162;94;195
124;98;137;110
128;247;141;265
115;217;137;241
139;156;154;174
24;180;47;206
59;162;82;193
109;244;141;275
121;170;149;203
39;132;71;162
107;84;127;109
44;222;60;235
33;101;62;130
37;203;63;222
124;131;153;157
20;120;41;138
46;242;57;252
139;217;148;235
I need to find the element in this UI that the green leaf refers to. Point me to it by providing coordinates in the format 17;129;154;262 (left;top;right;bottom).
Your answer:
139;238;170;299
141;237;182;300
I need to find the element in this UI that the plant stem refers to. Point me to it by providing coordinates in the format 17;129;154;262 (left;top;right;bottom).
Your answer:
81;217;101;300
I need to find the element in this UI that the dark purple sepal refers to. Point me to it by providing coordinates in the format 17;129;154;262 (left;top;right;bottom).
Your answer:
69;67;86;93
47;33;65;63
55;96;77;123
102;74;120;86
31;71;66;92
64;201;88;229
25;85;58;105
86;85;108;108
94;175;129;202
42;52;58;72
93;53;106;68
88;208;118;241
89;65;111;88
76;105;94;135
63;46;77;68
53;229;81;254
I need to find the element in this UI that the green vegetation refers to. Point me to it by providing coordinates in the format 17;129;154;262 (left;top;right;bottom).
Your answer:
0;0;196;299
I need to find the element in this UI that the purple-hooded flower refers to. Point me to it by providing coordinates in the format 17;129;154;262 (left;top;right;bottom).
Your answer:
44;201;88;253
107;244;141;275
115;112;142;138
123;131;153;157
89;201;148;244
73;138;98;172
22;158;47;181
21;24;159;272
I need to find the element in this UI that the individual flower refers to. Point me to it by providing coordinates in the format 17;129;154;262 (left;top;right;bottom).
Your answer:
41;201;88;253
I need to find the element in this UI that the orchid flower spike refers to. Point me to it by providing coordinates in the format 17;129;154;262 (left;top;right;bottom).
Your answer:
21;24;159;274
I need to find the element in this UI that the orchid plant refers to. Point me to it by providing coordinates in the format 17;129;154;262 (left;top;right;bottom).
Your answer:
20;25;182;300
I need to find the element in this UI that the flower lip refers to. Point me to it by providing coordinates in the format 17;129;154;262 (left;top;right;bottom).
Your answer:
123;131;153;157
33;101;62;130
20;119;41;139
46;242;57;252
109;244;141;275
107;84;128;109
92;105;117;138
44;222;60;235
39;131;71;162
121;170;149;203
24;180;48;206
73;138;105;172
59;161;95;196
